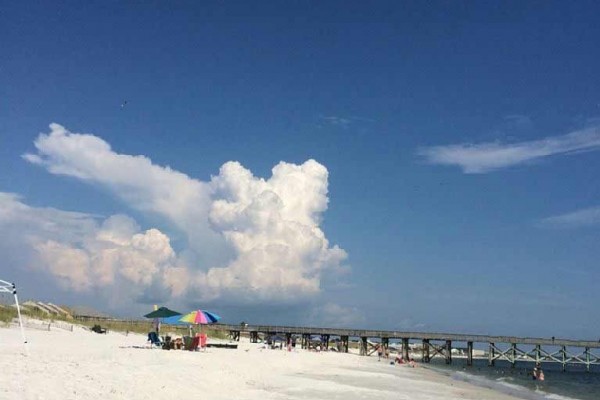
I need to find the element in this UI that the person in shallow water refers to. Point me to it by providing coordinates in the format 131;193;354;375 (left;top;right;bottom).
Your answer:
532;364;545;381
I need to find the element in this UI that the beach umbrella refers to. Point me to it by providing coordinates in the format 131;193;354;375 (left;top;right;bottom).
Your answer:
178;310;220;324
161;314;189;325
179;310;221;340
143;307;181;319
144;307;182;335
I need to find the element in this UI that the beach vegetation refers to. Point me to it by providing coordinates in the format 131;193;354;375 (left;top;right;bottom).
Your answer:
0;305;17;325
0;304;228;339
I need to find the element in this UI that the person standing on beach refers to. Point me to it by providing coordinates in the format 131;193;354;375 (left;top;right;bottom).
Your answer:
377;344;383;361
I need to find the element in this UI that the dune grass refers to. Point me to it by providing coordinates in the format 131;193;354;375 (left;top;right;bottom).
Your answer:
0;304;229;340
0;305;72;326
0;306;16;324
76;318;229;339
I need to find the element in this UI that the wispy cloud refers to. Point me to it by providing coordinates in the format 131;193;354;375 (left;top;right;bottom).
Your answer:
418;126;600;173
540;206;600;228
320;115;375;129
322;116;352;128
503;114;533;130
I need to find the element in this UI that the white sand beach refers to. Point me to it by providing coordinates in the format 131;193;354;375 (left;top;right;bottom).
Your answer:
0;323;521;400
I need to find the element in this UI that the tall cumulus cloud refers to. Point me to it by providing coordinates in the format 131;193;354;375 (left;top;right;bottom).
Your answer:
14;123;348;306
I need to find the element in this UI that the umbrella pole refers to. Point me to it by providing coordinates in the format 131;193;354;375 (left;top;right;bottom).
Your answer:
200;324;204;351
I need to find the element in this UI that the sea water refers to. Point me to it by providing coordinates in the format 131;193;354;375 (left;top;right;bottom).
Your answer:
425;358;600;400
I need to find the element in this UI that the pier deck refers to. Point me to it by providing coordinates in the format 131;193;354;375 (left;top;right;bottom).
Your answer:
211;323;600;348
210;323;600;371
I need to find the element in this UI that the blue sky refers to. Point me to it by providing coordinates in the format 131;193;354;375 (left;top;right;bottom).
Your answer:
1;2;599;338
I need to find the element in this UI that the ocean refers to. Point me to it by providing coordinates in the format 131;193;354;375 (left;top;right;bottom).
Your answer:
425;358;600;400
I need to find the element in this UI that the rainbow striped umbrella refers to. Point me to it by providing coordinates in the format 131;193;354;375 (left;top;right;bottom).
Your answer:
178;310;221;325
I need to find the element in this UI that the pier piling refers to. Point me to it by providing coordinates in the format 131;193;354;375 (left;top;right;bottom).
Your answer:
586;347;591;372
340;335;349;353
301;333;310;349
489;342;495;367
422;339;430;363
229;330;240;341
360;337;368;356
467;341;473;366
322;334;330;350
402;338;409;361
382;337;389;356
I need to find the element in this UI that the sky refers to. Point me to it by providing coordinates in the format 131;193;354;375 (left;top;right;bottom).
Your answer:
1;1;599;339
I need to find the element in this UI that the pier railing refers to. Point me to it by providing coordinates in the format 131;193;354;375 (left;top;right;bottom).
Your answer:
209;323;600;371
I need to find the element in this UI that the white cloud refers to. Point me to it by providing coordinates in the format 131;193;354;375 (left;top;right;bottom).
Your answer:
18;123;347;305
34;241;93;291
322;116;352;128
22;123;220;260
540;206;600;228
320;115;375;129
0;194;179;298
418;126;600;173
203;160;347;302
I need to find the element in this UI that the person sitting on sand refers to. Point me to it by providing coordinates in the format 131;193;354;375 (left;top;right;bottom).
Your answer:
173;338;183;350
409;358;416;368
394;355;405;364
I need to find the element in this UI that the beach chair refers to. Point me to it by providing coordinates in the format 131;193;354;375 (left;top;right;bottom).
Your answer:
162;336;172;350
91;324;107;334
183;336;192;350
147;331;162;348
199;333;207;351
188;336;200;351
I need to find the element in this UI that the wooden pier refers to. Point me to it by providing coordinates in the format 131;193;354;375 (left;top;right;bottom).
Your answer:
211;323;600;371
